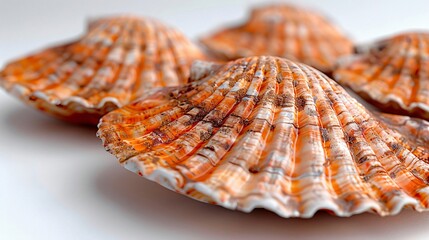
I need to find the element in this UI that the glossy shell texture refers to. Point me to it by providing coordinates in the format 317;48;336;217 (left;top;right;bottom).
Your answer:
98;56;429;218
0;16;205;124
378;113;429;147
201;4;353;73
334;32;429;120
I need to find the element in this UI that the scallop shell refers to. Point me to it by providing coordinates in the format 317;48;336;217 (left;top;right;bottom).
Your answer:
97;56;429;218
334;32;429;120
0;16;205;124
378;113;429;147
200;4;353;73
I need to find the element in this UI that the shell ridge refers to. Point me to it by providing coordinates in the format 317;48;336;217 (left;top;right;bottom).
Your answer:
156;22;179;87
166;29;185;86
177;60;259;177
409;34;425;105
13;46;72;93
387;35;419;101
220;57;281;197
5;20;125;118
106;20;143;103
0;16;206;124
167;28;200;84
377;114;429;170
68;20;129;99
255;58;297;206
127;59;252;178
380;114;429;147
201;5;353;72
181;58;290;211
334;32;429;120
30;54;75;91
178;58;277;202
320;68;394;213
290;61;347;215
43;42;103;99
415;35;429;105
176;57;264;189
285;19;301;63
303;21;326;69
98;56;429;217
368;36;412;85
97;89;181;161
305;65;376;214
334;81;429;210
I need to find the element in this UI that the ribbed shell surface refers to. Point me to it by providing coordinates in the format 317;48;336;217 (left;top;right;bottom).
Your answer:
378;113;429;147
334;32;429;120
201;5;353;73
98;56;429;218
0;16;205;124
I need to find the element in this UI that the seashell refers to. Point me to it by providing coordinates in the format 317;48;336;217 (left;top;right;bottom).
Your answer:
334;32;429;120
378;113;429;147
0;16;205;124
97;56;429;218
200;4;353;73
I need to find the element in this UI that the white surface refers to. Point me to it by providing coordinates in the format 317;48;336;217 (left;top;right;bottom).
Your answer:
1;0;429;239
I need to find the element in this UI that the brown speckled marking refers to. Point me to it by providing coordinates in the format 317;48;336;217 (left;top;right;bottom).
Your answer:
0;16;206;124
98;56;429;218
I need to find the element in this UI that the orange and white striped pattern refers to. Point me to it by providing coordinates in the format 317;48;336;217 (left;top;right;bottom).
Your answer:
334;32;429;120
201;5;353;73
0;16;205;124
98;56;429;218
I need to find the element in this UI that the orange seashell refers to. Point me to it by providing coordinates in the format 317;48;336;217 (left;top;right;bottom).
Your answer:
201;4;353;73
378;113;429;147
334;32;429;120
0;16;205;124
98;56;429;218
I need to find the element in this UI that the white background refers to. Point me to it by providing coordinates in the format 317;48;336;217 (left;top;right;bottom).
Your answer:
1;0;429;239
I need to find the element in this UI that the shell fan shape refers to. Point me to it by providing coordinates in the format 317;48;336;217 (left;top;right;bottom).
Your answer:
0;16;205;124
98;56;429;218
334;32;429;120
201;4;353;73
